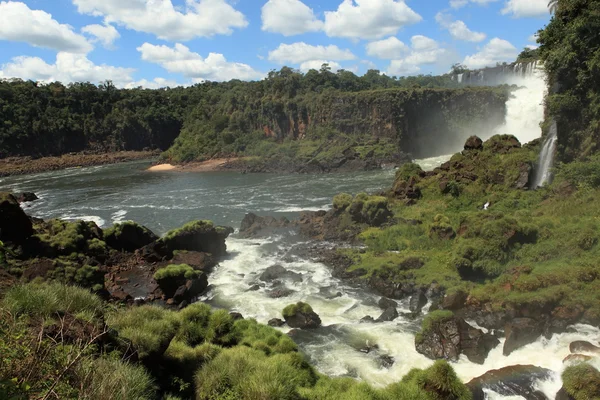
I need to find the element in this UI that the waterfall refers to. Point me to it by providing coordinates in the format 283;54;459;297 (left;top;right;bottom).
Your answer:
532;121;558;187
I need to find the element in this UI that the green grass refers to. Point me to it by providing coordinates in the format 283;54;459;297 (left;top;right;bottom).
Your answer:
162;221;214;242
234;318;298;355
154;264;200;281
416;311;455;345
562;363;600;400
333;193;353;211
283;302;315;319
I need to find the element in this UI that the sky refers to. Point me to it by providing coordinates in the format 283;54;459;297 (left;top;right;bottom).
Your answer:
0;0;551;88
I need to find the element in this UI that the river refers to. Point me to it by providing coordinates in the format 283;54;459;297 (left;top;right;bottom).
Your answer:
1;156;599;399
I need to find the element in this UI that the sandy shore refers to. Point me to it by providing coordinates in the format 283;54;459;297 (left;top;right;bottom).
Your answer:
148;158;240;173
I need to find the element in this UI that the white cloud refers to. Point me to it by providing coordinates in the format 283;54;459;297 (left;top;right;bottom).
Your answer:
528;34;538;42
323;0;421;40
126;77;186;89
81;24;120;49
366;37;409;59
261;0;323;36
0;1;92;53
72;0;248;41
386;35;450;76
502;0;549;18
450;0;499;9
268;42;356;64
462;37;519;68
0;52;135;86
137;42;264;81
435;12;486;42
299;60;342;72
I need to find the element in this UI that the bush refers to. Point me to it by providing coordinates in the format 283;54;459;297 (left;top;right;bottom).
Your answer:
333;193;353;211
562;363;600;400
175;303;212;346
77;358;156;400
234;319;298;355
205;309;238;346
395;163;423;182
399;360;472;400
283;302;314;318
107;305;179;359
3;282;103;321
154;264;200;281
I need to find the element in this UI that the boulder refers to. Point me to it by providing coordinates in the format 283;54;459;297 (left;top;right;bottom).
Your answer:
229;312;244;321
563;354;593;364
376;307;399;322
268;318;285;327
378;355;395;369
268;287;295;298
569;340;600;354
467;365;551;400
360;316;375;323
464;136;484;151
0;192;33;242
378;297;398;310
239;213;290;238
393;177;422;201
409;290;428;314
282;302;321;329
15;192;38;203
555;387;574;400
503;318;542;356
259;265;302;283
416;312;499;364
441;290;467;310
104;221;158;252
159;221;233;258
515;162;532;190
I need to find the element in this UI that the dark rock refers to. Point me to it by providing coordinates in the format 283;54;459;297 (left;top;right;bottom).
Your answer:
284;305;321;329
378;297;398;310
360;316;375;323
555;387;575;400
171;251;217;272
259;265;302;283
467;365;552;400
359;342;379;354
464;136;483;151
409;291;428;314
515;162;532;190
563;354;593;363
268;318;285;327
110;289;132;302
105;222;158;252
569;340;600;354
503;318;542;356
429;225;456;240
230;312;244;321
0;192;33;242
239;213;290;238
441;290;468;310
15;192;38;203
376;307;399;322
247;284;261;292
268;287;295;298
171;275;208;304
159;221;233;258
459;320;500;364
378;355;395;369
393;177;422;201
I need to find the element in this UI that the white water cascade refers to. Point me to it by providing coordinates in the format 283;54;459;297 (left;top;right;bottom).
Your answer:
532;121;559;187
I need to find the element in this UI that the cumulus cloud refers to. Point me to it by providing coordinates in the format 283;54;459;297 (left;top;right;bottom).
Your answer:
137;43;264;81
72;0;248;41
125;77;186;89
81;24;120;49
0;1;92;53
0;52;135;86
323;0;421;40
366;37;409;59
462;37;518;68
299;60;343;72
261;0;323;36
435;12;486;42
450;0;499;9
268;42;356;64
387;35;451;76
502;0;549;17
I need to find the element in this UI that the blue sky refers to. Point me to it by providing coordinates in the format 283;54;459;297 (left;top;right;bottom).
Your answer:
0;0;551;88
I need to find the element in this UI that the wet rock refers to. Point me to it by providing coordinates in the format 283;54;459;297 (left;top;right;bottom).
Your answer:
441;290;467;310
569;340;600;354
378;355;395;369
247;284;261;292
239;213;290;238
171;275;209;304
0;192;33;242
360;316;375;323
564;354;593;364
464;136;484;151
15;192;38;203
467;365;552;400
159;221;233;258
170;251;217;272
260;264;302;283
359;342;379;354
110;289;132;302
503;318;542;356
268;318;285;327
283;302;321;329
409;290;428;314
555;387;574;400
378;297;398;310
229;312;244;321
376;307;399;322
268;287;295;298
104;221;158;252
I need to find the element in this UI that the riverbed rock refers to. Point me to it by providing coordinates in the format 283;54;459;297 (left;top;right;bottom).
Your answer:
159;220;233;258
15;192;38;203
259;265;302;283
563;354;593;364
467;365;552;400
378;297;398;310
569;340;600;354
441;290;468;310
416;314;499;364
268;318;285;327
360;316;375;323
515;162;532;189
239;213;290;238
378;355;395;369
409;290;428;314
464;136;484;151
0;192;33;242
503;318;543;356
283;302;321;329
376;307;399;322
104;221;158;252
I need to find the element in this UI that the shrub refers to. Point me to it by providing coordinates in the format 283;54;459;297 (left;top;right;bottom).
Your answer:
205;309;238;346
3;282;103;321
400;360;472;400
562;363;600;400
333;193;353;211
77;358;156;400
283;302;314;319
395;163;423;182
154;264;200;281
107;306;179;359
162;221;214;243
34;220;96;256
175;303;212;346
234;319;298;355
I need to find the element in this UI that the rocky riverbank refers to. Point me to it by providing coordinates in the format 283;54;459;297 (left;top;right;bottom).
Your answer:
0;150;159;177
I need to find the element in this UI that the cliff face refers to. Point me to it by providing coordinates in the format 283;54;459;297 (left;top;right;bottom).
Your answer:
247;88;508;159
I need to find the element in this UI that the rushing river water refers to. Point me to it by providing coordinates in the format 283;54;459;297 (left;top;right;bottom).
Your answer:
1;157;599;399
